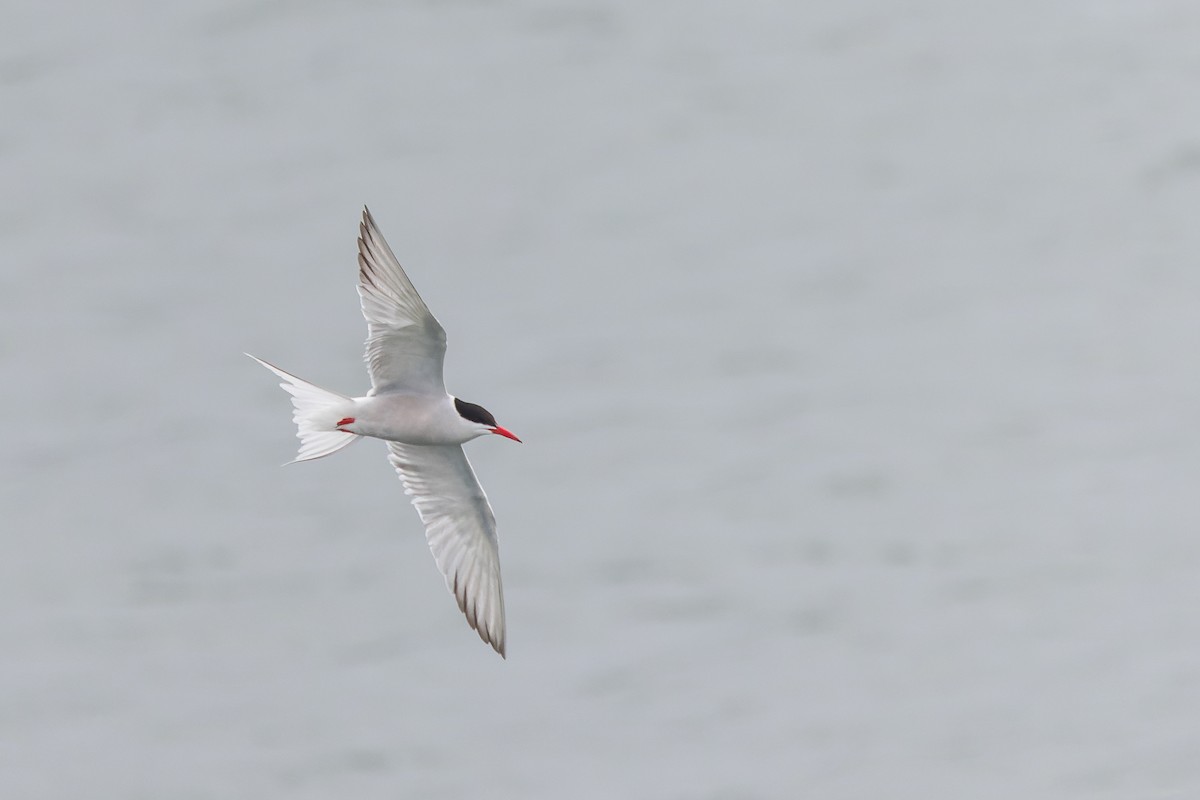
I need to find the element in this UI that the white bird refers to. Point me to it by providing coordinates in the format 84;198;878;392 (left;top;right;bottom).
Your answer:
249;207;521;657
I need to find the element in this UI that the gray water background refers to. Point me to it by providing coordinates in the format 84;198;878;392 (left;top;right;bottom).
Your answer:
4;2;1200;797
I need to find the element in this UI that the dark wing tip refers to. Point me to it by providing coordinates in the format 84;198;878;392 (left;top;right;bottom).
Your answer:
481;622;506;658
452;571;506;658
361;207;381;242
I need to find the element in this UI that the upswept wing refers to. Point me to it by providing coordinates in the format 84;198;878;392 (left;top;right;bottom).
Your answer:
387;442;506;657
357;207;447;395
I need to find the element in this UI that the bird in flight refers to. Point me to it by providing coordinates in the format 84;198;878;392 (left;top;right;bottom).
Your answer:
249;207;520;657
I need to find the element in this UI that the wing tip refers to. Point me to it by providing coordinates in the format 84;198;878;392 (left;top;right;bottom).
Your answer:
475;618;507;658
359;206;380;247
472;609;507;659
452;572;506;658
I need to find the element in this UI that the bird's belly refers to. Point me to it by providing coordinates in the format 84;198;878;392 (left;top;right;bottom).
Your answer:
350;394;472;445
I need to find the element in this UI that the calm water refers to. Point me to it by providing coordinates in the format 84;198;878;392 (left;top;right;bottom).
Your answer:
5;2;1200;798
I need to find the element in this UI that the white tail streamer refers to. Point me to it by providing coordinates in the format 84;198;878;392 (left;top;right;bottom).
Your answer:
247;354;361;463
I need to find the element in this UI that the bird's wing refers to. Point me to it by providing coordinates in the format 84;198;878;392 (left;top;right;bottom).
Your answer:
387;441;506;657
357;207;448;395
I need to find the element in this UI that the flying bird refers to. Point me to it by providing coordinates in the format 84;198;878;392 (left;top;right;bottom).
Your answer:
249;207;520;657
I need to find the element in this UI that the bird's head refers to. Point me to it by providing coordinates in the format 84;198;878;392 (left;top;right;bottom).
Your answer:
454;397;522;442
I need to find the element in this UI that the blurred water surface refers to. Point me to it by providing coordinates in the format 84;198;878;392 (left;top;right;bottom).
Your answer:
4;1;1200;798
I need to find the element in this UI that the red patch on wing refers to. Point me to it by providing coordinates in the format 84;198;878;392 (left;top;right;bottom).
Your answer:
336;417;356;427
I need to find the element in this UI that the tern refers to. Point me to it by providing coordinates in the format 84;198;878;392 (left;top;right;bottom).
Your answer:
249;207;520;657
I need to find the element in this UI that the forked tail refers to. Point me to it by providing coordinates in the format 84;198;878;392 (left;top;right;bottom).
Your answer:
246;354;361;463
